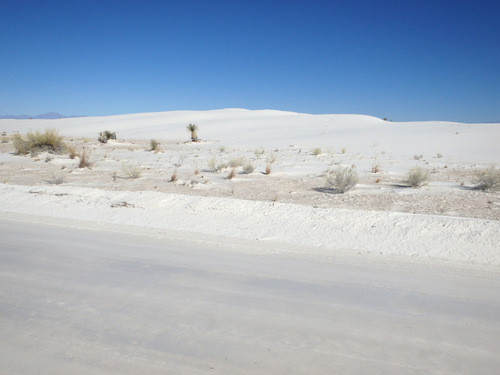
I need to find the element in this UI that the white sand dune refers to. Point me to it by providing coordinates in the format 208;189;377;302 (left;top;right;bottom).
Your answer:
2;108;498;161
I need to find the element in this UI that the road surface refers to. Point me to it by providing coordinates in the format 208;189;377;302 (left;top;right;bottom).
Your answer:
1;214;499;374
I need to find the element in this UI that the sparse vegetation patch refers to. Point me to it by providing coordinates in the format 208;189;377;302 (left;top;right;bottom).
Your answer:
78;149;93;168
406;167;429;188
13;128;66;155
121;164;142;179
242;162;255;174
474;166;500;191
98;130;116;143
326;166;359;193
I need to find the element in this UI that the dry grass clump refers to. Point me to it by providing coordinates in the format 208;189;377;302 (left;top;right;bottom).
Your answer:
406;167;429;188
47;171;66;185
208;158;228;173
242;162;255;174
474;166;500;191
267;152;277;164
265;163;272;175
121;164;142;179
67;144;78;159
227;167;236;179
326;166;359;193
229;157;246;168
78;149;94;168
13;128;66;155
312;147;322;156
170;169;178;182
13;133;30;154
254;148;265;158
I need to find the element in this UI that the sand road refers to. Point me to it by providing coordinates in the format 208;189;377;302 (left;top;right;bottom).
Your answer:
1;214;499;374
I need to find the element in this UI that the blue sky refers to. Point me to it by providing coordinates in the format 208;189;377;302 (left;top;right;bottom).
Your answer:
1;0;499;122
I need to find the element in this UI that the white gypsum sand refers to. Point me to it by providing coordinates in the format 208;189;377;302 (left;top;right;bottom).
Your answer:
1;109;500;374
0;108;499;269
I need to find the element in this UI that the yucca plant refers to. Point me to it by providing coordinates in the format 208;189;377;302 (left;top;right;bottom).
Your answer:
150;139;160;152
187;123;199;142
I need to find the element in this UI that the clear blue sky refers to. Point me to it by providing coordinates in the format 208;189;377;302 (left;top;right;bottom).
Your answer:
1;0;499;122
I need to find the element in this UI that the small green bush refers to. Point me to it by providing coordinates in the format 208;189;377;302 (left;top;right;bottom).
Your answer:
98;130;116;143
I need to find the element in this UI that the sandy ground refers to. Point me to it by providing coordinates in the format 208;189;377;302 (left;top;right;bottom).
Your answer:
1;138;498;220
1;215;499;375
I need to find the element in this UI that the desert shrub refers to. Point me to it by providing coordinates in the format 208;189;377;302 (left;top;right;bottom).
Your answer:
121;164;142;179
150;139;160;152
47;171;66;185
312;147;322;156
13;133;30;154
13;129;65;155
406;167;429;188
98;133;108;143
242;162;255;174
187;123;199;142
267;152;277;163
229;157;246;168
326;166;359;193
474;166;500;191
27;129;65;151
78;149;93;168
98;130;116;143
208;158;228;173
67;144;78;159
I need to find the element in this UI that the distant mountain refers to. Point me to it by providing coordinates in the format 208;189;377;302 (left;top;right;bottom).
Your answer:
0;112;86;119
